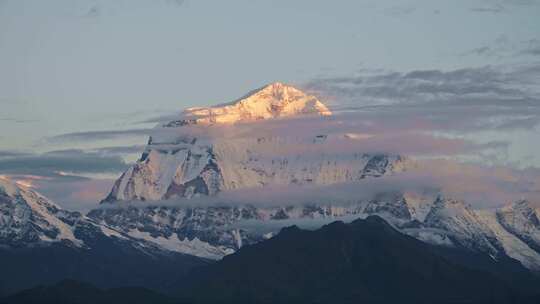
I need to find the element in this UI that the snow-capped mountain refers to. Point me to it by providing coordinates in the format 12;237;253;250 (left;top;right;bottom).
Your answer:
90;193;540;271
88;83;540;271
103;82;408;202
497;200;540;253
166;81;331;127
1;175;98;247
403;197;540;271
0;174;198;254
0;176;207;295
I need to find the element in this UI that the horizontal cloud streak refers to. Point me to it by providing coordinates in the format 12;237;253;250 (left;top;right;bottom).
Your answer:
0;149;129;176
96;159;540;210
46;128;153;143
304;64;540;106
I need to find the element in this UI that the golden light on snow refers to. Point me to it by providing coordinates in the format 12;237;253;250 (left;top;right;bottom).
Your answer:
181;82;332;125
344;133;375;140
15;179;35;189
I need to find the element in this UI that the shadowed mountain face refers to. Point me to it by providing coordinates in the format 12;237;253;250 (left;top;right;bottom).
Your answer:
178;216;540;304
0;280;175;304
0;176;209;296
4;216;540;304
0;235;209;297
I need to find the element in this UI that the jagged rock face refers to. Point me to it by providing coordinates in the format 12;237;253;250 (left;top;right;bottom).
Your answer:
88;204;366;259
90;196;540;271
0;177;209;295
105;138;407;202
363;192;412;221
497;200;540;253
89;206;251;259
0;176;171;252
0;176;85;247
103;140;223;202
420;197;502;256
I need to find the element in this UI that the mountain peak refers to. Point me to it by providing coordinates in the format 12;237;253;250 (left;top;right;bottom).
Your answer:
500;199;537;215
500;199;539;223
248;81;306;100
178;82;331;125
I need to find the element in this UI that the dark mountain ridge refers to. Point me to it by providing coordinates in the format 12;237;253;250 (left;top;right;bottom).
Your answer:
178;216;540;304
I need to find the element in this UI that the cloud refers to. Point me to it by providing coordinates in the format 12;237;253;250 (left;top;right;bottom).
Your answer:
79;0;186;19
167;0;185;6
305;65;539;106
89;145;146;156
0;149;129;177
409;159;540;208
0;117;39;124
33;177;116;212
460;35;513;58
470;0;539;13
461;35;540;59
520;39;540;56
302;64;540;136
46;128;153;143
96;159;540;211
84;4;100;18
0;150;32;158
470;5;505;13
135;113;183;125
0;147;129;211
504;0;540;5
382;4;417;17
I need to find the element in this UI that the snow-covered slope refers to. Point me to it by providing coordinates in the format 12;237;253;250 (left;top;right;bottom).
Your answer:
0;176;86;247
90;195;540;270
0;176;209;295
166;82;331;126
478;208;540;271
421;196;501;255
496;200;540;253
103;83;408;202
88;204;366;260
0;175;175;254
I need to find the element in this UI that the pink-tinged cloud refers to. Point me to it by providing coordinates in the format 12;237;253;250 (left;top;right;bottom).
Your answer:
407;159;540;208
33;178;116;212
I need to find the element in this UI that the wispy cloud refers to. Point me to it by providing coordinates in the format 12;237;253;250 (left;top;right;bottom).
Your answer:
97;159;540;210
301;64;539;167
0;149;129;177
46;128;153;143
0;117;39;124
470;0;539;13
461;35;540;59
520;38;540;56
470;5;505;13
84;4;100;18
34;177;116;212
382;4;417;17
304;64;540;106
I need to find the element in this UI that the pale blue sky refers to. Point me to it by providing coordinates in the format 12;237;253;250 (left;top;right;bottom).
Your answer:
1;0;539;150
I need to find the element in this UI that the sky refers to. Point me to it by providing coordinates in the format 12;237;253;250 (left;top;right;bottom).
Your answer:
1;0;539;211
